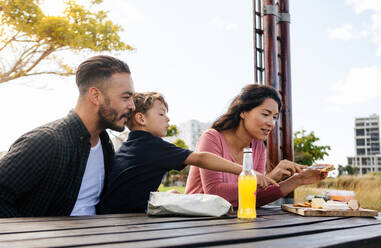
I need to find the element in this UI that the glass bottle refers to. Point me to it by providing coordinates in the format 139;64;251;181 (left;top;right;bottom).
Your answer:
237;147;257;220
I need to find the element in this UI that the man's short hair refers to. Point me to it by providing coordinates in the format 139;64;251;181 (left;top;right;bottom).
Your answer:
76;55;131;95
126;92;168;130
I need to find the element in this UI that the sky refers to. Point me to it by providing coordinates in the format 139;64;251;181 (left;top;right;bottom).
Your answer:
1;0;381;168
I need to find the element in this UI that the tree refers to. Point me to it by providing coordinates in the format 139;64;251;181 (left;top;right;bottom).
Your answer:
166;125;179;137
166;125;188;149
293;129;331;166
162;124;189;186
338;164;359;176
172;138;188;149
0;0;133;84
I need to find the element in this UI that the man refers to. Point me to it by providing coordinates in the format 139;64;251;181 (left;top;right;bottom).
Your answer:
0;55;135;217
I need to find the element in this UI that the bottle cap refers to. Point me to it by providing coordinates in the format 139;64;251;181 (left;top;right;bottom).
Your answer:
243;147;252;153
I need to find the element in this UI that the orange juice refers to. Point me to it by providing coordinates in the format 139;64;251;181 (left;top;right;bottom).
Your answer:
238;174;257;220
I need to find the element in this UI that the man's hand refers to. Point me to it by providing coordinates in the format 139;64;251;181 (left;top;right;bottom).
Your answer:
267;160;307;182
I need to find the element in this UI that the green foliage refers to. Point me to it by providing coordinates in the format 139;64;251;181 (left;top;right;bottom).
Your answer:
293;129;331;166
166;125;187;149
166;125;179;137
158;186;185;194
0;0;133;84
163;124;189;186
338;164;359;176
173;139;188;149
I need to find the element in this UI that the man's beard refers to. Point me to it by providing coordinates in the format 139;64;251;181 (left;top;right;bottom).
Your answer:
98;99;130;132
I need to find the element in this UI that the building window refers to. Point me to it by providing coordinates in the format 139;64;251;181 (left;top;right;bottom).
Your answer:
356;139;365;146
361;158;367;165
357;149;365;155
348;158;353;165
356;129;365;136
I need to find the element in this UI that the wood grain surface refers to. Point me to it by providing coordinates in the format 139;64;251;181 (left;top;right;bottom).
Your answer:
282;204;379;217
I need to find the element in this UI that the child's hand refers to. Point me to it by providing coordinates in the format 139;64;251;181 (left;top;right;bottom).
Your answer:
255;172;279;189
166;189;181;194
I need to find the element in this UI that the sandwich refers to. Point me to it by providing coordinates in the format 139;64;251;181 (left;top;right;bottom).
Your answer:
308;164;334;172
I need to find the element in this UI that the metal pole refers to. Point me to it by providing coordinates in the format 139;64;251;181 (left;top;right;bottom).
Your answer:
262;0;281;171
278;0;294;162
253;0;264;84
258;0;264;84
253;0;258;83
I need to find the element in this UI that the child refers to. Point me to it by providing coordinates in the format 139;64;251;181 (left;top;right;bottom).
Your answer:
98;92;277;214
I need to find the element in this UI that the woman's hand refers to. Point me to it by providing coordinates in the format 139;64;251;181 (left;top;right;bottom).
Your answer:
294;169;325;185
255;172;279;189
278;168;326;196
267;160;307;182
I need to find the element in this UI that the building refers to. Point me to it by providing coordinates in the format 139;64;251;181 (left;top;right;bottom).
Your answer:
178;120;211;150
347;114;381;175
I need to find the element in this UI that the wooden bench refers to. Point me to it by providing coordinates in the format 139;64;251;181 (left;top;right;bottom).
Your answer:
0;206;379;247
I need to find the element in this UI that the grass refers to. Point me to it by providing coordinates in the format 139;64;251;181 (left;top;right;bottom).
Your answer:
295;174;381;211
158;186;185;194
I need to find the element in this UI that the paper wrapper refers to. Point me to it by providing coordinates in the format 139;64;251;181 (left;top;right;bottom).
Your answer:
147;192;233;217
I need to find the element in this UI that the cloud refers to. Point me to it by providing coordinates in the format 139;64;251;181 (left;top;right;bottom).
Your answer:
328;24;353;40
327;66;381;105
226;24;239;31
96;0;146;26
40;0;66;15
371;14;381;55
346;0;381;14
208;16;238;31
345;0;381;55
328;24;368;41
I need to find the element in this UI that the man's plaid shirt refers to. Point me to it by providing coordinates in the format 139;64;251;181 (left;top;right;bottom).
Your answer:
0;111;114;217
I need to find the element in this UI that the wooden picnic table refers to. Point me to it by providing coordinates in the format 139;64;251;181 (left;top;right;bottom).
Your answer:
0;205;380;248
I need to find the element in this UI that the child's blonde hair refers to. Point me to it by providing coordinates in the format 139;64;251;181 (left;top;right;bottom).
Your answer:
126;92;168;130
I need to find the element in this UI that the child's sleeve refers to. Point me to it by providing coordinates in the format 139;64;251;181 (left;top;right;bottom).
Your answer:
155;138;193;171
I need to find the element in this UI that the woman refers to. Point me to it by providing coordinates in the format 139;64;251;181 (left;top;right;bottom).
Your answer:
185;84;324;207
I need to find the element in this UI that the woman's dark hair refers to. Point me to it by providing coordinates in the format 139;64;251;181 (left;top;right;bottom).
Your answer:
212;84;282;131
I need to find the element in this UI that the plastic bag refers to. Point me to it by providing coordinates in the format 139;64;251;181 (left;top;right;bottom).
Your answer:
147;192;233;217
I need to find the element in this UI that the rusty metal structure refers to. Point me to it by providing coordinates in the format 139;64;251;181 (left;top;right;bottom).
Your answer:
253;0;293;171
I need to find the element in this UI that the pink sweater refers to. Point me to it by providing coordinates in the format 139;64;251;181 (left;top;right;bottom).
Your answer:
185;128;283;207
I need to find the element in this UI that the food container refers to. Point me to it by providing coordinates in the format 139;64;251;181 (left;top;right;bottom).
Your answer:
322;189;355;202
